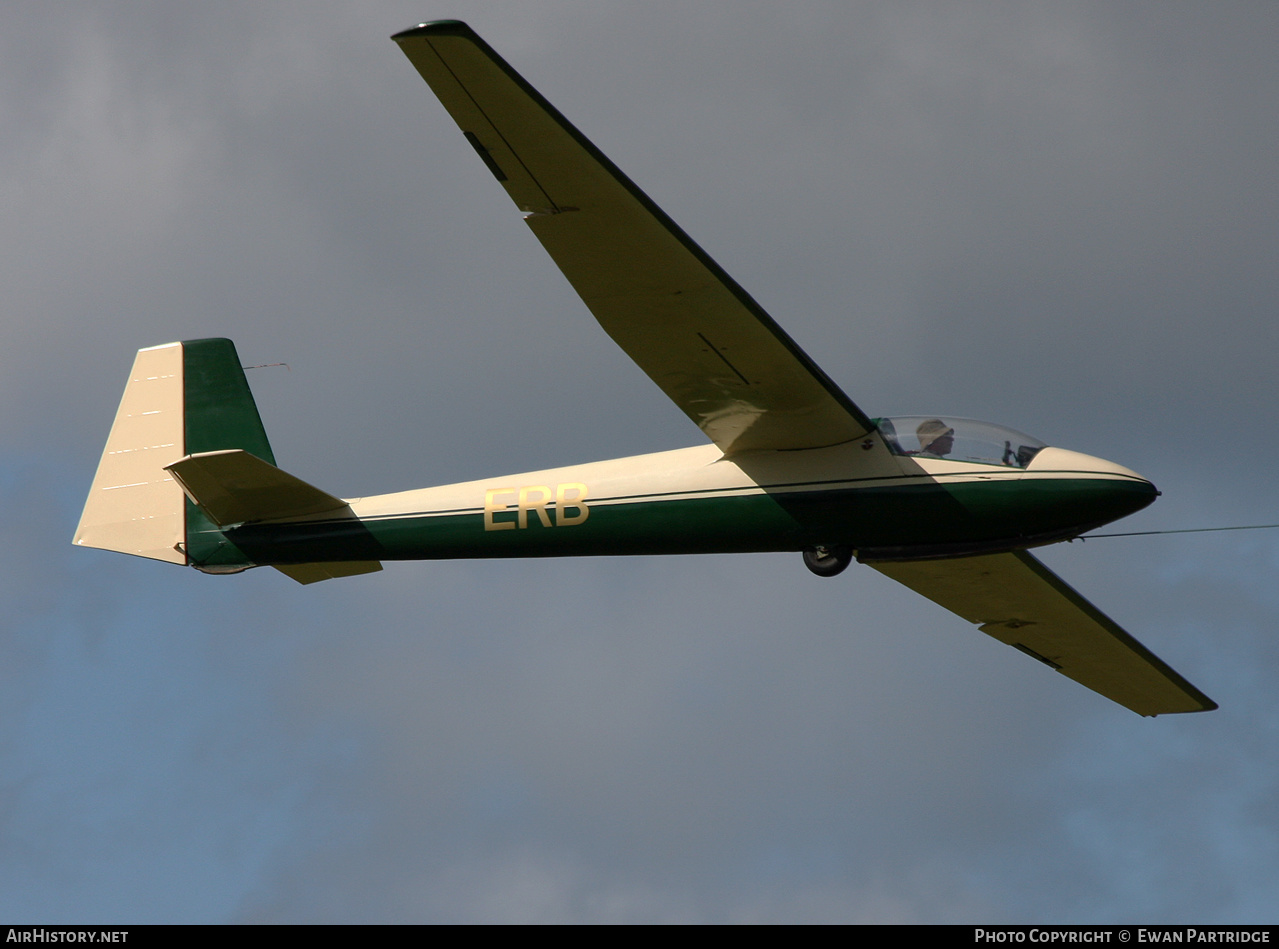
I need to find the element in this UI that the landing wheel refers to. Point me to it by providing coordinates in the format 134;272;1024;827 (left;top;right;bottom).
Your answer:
802;545;853;578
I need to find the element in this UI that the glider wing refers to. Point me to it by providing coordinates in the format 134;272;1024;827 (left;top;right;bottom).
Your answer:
393;21;873;455
869;551;1216;716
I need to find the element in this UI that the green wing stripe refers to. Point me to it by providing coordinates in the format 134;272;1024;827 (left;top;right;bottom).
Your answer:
393;21;873;454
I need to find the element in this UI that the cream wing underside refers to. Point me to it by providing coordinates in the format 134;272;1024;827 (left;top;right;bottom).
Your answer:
870;551;1216;716
393;21;873;455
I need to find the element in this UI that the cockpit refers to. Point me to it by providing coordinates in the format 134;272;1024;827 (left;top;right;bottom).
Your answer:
875;416;1047;470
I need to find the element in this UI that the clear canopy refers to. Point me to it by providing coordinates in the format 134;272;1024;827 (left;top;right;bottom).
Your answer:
875;416;1047;469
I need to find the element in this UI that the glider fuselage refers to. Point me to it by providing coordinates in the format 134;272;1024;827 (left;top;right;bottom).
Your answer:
197;438;1156;570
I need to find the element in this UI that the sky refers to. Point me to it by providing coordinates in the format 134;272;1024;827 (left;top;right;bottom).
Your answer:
2;0;1277;923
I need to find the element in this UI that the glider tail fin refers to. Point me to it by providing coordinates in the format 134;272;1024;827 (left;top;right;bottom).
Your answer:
73;338;274;568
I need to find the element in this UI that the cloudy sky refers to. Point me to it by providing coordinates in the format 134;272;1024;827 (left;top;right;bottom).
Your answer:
3;0;1277;923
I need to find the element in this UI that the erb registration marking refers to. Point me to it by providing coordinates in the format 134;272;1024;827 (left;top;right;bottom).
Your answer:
483;483;589;531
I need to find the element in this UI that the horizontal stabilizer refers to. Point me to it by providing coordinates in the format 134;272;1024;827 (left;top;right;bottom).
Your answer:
165;449;348;527
272;561;384;585
870;551;1216;716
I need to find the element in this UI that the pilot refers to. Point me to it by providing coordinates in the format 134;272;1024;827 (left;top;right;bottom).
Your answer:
915;418;955;457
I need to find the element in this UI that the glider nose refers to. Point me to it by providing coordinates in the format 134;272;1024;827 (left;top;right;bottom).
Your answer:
1026;446;1158;527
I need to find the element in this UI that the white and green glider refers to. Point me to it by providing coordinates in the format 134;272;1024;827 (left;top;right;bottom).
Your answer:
73;21;1215;717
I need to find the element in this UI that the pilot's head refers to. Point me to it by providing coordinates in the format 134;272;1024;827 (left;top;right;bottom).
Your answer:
916;418;955;456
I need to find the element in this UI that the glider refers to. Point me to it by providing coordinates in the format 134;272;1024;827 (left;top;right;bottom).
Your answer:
73;21;1215;717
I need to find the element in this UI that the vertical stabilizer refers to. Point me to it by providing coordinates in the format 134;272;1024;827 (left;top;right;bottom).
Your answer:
73;338;273;566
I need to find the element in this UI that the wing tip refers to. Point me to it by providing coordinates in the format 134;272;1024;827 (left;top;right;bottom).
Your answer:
392;20;474;43
1144;702;1218;717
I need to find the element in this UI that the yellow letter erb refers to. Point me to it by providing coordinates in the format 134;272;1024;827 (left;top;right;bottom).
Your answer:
485;483;589;530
